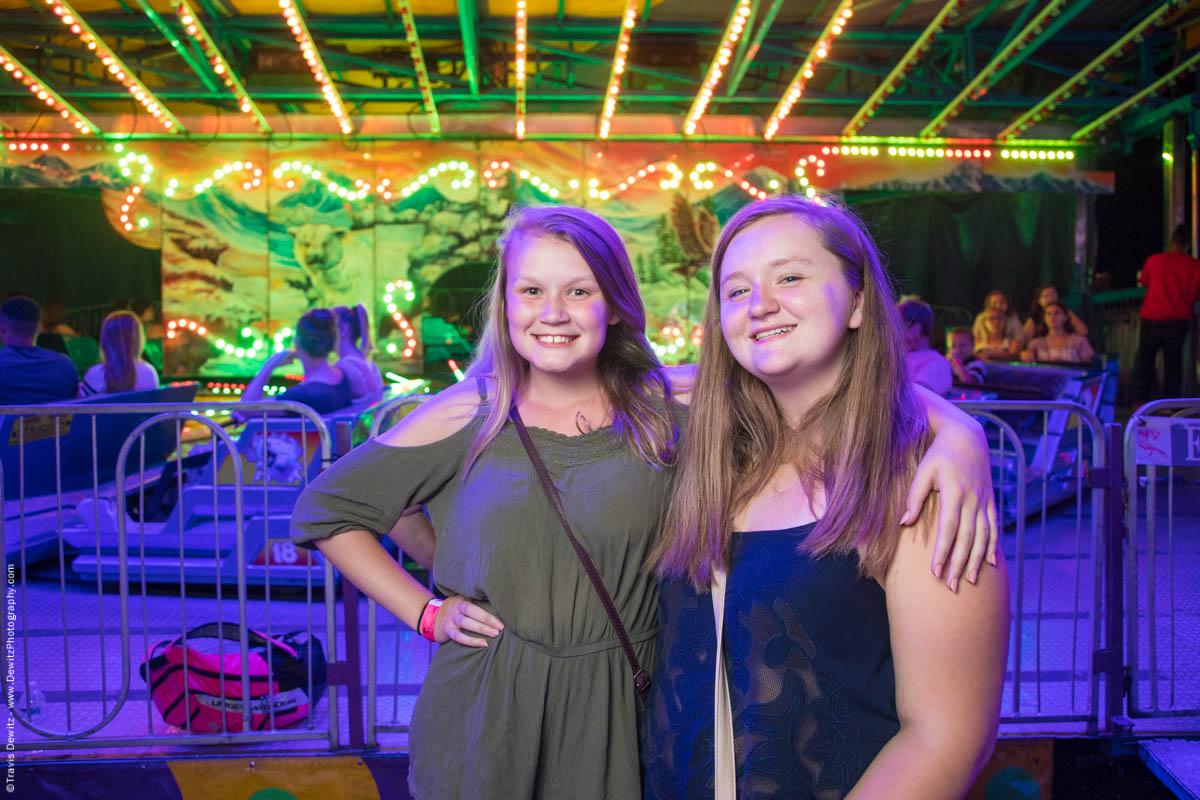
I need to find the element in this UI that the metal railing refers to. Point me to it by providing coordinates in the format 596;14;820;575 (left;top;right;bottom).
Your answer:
1123;399;1200;720
0;401;361;749
957;400;1120;734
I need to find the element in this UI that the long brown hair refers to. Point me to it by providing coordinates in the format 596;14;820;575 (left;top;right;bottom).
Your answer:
651;196;929;586
99;310;144;393
463;205;677;471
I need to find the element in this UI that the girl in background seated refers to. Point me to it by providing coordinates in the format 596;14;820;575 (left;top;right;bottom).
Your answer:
333;304;384;401
79;310;159;396
1023;285;1088;340
1022;302;1096;364
971;291;1022;346
240;309;352;415
975;309;1021;360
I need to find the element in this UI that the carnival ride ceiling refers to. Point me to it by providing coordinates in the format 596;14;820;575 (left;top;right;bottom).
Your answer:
1;0;1199;148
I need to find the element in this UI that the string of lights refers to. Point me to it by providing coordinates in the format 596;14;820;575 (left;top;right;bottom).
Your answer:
764;0;853;140
0;42;97;135
395;0;440;136
515;0;528;139
920;0;1069;138
42;0;185;133
599;0;639;139
1072;49;1200;142
278;0;353;135
173;0;271;134
999;0;1187;141
841;0;962;137
683;0;752;136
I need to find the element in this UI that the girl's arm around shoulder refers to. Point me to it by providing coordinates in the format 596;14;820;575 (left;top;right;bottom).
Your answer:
376;377;485;448
662;363;697;407
848;518;1010;800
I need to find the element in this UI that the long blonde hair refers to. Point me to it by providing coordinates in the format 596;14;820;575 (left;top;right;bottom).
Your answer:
651;196;929;586
464;205;677;472
99;310;144;393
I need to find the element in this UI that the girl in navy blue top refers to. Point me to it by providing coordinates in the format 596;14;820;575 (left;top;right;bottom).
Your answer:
648;197;1010;800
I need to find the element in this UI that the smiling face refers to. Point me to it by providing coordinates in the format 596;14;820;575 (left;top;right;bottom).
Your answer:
718;215;863;401
984;310;1005;338
948;330;974;361
1039;286;1058;307
505;235;616;382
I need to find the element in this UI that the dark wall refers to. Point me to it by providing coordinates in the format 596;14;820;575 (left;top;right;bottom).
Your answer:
1094;136;1163;288
845;191;1078;313
0;188;161;317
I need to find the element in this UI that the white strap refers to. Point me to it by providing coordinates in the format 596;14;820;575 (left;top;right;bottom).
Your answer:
712;568;736;800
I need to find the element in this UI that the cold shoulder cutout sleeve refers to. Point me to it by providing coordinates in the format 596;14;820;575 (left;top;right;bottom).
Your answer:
290;417;480;548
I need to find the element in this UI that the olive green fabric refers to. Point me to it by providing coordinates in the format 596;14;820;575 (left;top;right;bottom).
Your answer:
292;402;674;799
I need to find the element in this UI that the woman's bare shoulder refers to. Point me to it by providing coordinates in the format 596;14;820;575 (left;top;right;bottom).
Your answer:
376;379;485;448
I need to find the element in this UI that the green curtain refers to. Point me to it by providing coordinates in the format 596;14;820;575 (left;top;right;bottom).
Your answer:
845;191;1079;313
0;188;161;308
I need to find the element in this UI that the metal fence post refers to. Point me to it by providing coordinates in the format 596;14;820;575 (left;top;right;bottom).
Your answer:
1092;422;1130;734
341;578;366;749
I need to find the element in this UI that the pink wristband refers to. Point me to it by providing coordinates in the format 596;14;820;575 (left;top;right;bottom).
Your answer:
419;598;443;641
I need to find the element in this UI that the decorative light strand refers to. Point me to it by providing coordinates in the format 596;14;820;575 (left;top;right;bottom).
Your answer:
484;160;558;196
271;160;371;199
841;0;962;137
116;149;155;231
278;0;353;135
515;0;527;139
999;0;1187;141
611;162;658;194
1071;49;1200;141
684;0;752;136
173;0;271;134
764;0;853;140
999;149;1074;160
41;0;184;133
0;43;97;134
399;160;476;197
5;140;74;151
395;0;440;135
599;0;639;139
920;0;1069;138
195;160;264;193
383;280;419;358
884;145;995;159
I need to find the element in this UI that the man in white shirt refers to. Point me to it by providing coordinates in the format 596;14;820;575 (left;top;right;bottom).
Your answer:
898;299;952;395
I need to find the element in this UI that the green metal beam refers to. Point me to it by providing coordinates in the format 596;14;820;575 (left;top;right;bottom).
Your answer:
988;0;1096;89
479;30;696;87
1073;49;1200;140
965;0;1009;31
995;0;1039;52
725;0;782;97
886;0;916;26
457;0;480;95
133;0;222;96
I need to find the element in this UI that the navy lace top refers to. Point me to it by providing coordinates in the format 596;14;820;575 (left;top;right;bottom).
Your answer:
644;523;900;799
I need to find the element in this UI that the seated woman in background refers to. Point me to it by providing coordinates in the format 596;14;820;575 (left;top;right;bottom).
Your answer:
240;308;352;416
1023;285;1087;341
971;291;1023;346
1022;302;1096;365
975;309;1021;360
333;304;384;401
79;310;160;396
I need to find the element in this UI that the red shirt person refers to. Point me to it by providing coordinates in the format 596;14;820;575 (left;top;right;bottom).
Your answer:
1135;224;1200;401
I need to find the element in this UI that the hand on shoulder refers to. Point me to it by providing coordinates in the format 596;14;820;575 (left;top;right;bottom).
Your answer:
376;378;485;448
662;363;697;406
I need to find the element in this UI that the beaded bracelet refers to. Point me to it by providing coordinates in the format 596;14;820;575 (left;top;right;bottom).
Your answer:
419;597;444;642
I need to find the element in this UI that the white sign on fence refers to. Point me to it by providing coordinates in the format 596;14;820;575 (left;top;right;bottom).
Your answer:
1134;417;1200;466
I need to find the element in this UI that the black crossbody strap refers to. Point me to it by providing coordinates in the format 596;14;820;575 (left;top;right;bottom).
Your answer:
509;406;650;700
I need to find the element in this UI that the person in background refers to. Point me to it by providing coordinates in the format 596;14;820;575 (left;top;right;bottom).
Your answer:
975;309;1022;361
1021;302;1095;364
0;296;79;405
1135;224;1200;401
946;326;987;385
898;299;952;395
240;308;352;416
131;298;165;342
79;310;160;396
333;304;384;401
1023;285;1087;341
40;300;78;337
972;291;1023;346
